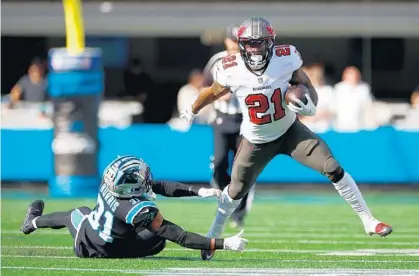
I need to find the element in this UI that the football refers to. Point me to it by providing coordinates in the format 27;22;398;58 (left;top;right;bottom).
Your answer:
285;84;309;105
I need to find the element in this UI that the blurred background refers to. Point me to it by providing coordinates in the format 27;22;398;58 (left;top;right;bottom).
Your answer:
1;0;419;193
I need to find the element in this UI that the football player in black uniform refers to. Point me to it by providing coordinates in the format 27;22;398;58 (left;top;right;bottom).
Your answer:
21;155;248;258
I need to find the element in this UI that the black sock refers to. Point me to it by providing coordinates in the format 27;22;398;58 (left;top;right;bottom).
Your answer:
35;211;72;229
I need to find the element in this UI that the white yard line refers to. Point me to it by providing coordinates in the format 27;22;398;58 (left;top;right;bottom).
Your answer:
3;230;418;239
3;252;419;259
0;266;143;274
2;258;419;264
246;240;419;245
318;249;419;256
5;247;419;255
2;266;419;276
2;267;419;276
2;255;78;259
0;246;325;253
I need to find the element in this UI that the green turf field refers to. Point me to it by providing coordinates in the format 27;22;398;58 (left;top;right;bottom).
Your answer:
2;192;419;275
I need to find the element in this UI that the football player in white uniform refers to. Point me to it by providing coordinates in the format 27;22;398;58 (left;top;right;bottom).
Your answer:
181;17;393;260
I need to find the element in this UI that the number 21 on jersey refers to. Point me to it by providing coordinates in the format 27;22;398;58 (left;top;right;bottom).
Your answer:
245;88;285;125
88;195;114;243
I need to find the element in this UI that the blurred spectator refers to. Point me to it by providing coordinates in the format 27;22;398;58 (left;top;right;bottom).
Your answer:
299;64;334;132
333;66;376;131
8;58;47;108
123;58;155;104
412;87;419;108
396;88;419;130
202;25;239;87
176;69;215;124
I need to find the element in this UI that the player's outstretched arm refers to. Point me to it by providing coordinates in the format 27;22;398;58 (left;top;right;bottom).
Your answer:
180;82;231;124
192;82;231;114
289;68;319;106
152;181;221;198
133;208;247;251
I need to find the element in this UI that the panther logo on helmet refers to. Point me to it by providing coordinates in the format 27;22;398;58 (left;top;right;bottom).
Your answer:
237;17;276;73
103;155;153;199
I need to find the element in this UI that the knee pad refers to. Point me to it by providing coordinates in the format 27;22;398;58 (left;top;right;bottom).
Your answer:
324;164;345;183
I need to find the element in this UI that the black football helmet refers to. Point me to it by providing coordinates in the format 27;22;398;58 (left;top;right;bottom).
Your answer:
237;17;276;73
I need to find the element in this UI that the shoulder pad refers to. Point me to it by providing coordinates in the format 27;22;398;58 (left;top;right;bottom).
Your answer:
274;44;303;71
132;206;159;228
125;200;157;225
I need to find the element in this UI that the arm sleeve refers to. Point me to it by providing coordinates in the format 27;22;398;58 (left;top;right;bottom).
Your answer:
152;219;224;250
290;45;304;71
151;180;200;197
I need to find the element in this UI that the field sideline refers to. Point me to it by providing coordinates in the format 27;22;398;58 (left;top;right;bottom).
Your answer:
2;191;419;275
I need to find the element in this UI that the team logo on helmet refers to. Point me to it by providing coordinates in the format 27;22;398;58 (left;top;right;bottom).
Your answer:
237;25;248;39
237;17;276;73
103;155;153;199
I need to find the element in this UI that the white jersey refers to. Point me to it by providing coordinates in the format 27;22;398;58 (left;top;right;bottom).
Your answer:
213;45;303;144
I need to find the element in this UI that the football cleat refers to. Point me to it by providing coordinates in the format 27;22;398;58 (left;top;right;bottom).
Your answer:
20;200;44;235
201;249;216;261
368;222;393;237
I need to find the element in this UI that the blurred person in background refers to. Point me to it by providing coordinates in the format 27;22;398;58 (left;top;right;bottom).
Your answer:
396;88;419;129
299;63;334;132
202;24;254;229
176;69;215;124
8;58;48;115
333;66;375;132
123;58;155;104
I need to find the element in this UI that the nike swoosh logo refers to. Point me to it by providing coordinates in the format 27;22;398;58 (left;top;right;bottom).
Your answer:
139;209;149;214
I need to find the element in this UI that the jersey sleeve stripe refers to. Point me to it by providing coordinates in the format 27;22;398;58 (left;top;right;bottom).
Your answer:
125;201;156;225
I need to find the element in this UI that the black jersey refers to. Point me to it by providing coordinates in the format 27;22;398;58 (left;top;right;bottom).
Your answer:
76;181;201;258
79;184;158;257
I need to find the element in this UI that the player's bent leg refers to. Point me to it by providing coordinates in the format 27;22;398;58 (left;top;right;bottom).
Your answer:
230;135;255;228
202;138;276;260
331;169;392;237
69;207;91;239
283;120;392;237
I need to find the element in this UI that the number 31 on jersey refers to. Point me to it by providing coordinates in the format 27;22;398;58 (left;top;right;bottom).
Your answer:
245;88;285;125
88;195;114;243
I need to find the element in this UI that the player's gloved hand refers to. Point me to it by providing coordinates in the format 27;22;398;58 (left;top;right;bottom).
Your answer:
287;93;317;116
198;188;222;198
223;229;248;251
180;106;196;125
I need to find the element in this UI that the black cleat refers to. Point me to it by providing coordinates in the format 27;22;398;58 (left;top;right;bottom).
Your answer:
201;249;216;261
20;200;44;235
